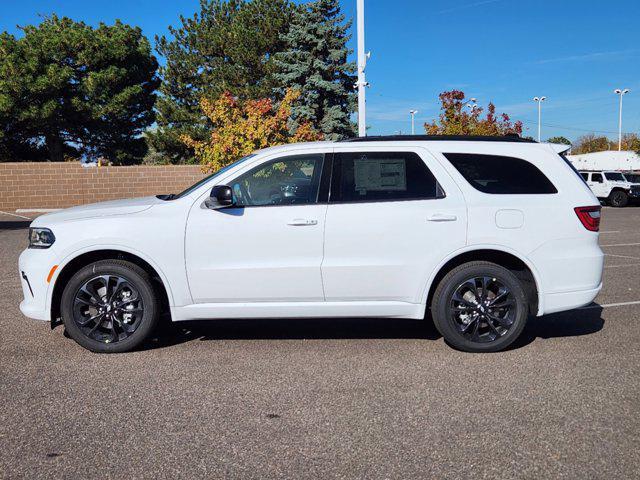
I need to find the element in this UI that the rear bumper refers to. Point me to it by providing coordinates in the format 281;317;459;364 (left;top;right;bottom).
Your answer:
541;283;602;315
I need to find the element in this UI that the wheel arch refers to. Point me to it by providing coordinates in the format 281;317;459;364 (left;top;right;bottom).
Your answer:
423;247;542;317
50;248;173;324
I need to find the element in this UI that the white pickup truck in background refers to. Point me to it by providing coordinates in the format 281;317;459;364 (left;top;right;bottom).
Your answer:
579;170;640;207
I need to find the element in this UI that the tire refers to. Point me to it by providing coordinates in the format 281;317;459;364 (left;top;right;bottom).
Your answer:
431;261;529;353
609;190;628;208
61;260;159;353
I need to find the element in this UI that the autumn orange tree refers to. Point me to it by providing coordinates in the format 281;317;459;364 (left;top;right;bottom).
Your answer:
182;89;322;172
424;90;523;136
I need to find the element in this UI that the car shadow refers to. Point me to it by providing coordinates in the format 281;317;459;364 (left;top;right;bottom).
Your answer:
142;305;605;352
0;220;31;230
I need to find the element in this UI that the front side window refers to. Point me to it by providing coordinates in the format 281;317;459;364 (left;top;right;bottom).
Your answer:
444;153;557;194
331;151;442;203
592;173;603;183
604;172;625;181
230;154;324;206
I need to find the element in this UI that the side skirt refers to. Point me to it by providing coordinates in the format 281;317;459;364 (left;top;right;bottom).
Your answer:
170;301;425;321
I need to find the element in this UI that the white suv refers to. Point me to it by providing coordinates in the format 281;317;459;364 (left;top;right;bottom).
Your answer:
19;136;604;353
579;170;640;207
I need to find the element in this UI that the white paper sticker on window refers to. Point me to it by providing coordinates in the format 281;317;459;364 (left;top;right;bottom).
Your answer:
354;158;407;193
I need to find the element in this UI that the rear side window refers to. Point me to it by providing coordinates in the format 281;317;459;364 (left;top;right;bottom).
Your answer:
592;173;603;183
331;151;443;203
604;172;624;181
444;153;557;194
580;172;589;181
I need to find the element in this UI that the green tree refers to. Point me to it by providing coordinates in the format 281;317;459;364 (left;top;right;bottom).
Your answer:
273;0;355;140
151;0;294;163
547;136;571;145
572;134;610;154
0;16;159;164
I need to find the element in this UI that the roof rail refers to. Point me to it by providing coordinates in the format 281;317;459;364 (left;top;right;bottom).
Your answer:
339;134;537;143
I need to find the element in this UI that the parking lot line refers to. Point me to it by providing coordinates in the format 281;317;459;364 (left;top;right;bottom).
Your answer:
600;243;640;247
579;300;640;310
604;263;640;269
599;231;620;234
0;210;32;220
604;253;640;260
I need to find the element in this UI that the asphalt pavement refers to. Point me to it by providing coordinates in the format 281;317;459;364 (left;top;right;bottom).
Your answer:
1;207;639;479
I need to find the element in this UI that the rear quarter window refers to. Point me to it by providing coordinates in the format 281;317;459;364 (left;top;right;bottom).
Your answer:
444;153;558;194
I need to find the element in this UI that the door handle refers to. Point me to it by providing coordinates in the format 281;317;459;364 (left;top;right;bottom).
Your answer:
427;213;457;222
287;219;318;226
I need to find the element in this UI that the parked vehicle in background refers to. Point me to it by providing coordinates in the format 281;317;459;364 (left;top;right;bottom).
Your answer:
579;170;640;207
19;135;604;354
622;172;640;184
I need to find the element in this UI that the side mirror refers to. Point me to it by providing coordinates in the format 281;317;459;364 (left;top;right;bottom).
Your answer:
206;185;234;209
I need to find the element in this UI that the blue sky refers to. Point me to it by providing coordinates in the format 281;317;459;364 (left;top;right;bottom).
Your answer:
3;0;640;141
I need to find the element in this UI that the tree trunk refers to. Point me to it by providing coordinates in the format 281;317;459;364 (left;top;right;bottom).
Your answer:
45;134;64;162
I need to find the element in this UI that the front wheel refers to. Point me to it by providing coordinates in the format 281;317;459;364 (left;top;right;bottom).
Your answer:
431;261;529;353
60;260;159;353
608;190;628;208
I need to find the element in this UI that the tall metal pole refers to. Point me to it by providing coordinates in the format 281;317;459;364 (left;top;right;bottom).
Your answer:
614;89;629;151
409;110;417;135
619;93;624;151
356;0;367;137
533;96;546;142
537;101;541;142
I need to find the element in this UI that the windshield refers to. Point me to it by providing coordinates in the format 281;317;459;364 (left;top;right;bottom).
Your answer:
170;154;256;199
604;172;625;182
623;173;639;183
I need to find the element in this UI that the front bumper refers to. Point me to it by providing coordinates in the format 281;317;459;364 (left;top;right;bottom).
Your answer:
18;248;56;322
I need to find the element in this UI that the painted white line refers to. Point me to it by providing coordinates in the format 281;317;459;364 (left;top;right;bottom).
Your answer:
604;263;640;269
16;208;61;213
604;253;640;260
579;300;640;310
0;210;32;220
599;231;620;234
601;243;640;247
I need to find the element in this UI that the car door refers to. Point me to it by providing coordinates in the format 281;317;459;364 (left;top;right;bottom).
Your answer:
321;146;467;304
185;151;328;303
589;172;607;197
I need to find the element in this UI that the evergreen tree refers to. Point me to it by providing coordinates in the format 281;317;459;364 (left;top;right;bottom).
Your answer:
0;16;158;164
151;0;294;163
273;0;356;140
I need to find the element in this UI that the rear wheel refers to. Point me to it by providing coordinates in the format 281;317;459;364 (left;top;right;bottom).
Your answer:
431;261;529;353
609;190;628;208
60;260;159;353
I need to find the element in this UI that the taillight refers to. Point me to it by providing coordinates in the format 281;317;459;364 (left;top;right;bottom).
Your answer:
574;206;601;232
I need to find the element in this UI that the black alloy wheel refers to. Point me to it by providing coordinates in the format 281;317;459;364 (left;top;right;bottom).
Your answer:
431;261;529;352
61;260;159;353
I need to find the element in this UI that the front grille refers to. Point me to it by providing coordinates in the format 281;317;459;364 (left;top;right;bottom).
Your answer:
631;185;640;196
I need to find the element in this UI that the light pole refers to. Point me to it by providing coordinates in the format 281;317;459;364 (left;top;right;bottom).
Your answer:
614;88;630;151
533;96;546;142
356;0;370;137
409;110;418;135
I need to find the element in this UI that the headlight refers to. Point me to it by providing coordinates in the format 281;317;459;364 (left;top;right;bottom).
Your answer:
29;227;56;249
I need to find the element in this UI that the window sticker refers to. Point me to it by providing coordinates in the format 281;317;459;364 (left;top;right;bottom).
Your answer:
354;158;407;194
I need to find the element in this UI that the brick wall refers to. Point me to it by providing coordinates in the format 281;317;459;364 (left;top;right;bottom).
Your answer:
0;162;208;211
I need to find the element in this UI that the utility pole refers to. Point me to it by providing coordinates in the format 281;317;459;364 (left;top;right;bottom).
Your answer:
614;89;630;151
533;96;546;142
356;0;370;137
409;110;418;135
